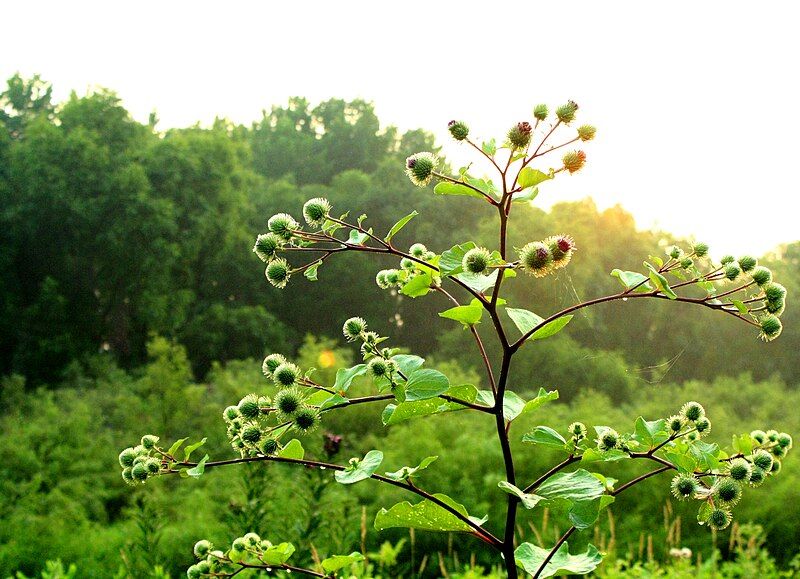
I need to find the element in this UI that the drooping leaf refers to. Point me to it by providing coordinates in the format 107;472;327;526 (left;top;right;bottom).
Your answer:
321;552;365;573
183;438;207;462
611;269;652;292
185;454;209;478
404;369;450;401
433;181;486;200
348;229;369;245
530;316;573;341
502;391;526;422
645;262;677;299
384;456;438;481
513;187;539;203
303;260;321;281
439;302;483;326
392;354;425;376
401;271;433;298
334;364;367;393
520;388;560;416
568;495;615;529
382;384;477;425
261;542;296;565
318;393;348;410
335;450;383;484
385;210;418;241
515;542;603;578
536;469;606;503
580;448;630;463
498;481;544;509
277;439;304;460
518;167;552;189
374;493;485;533
505;307;544;335
731;300;749;315
522;426;568;449
167;437;188;458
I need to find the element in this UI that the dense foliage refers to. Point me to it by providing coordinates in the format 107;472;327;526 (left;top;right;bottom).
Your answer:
1;75;798;577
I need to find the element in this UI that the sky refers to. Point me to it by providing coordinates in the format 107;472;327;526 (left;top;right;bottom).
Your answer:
3;1;799;257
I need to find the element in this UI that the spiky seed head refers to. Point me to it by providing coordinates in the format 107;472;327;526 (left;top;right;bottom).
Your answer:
223;405;241;421
714;479;742;506
738;255;757;273
121;467;134;484
119;447;137;468
302;197;331;227
547;235;576;269
375;269;392;289
231;538;247;552
273;362;301;388
519;241;553;277
194;561;211;575
671;474;698;500
238;394;261;419
728;458;752;481
507;121;533;149
262;353;287;378
707;507;732;531
186;564;203;579
667;415;685;433
447;120;469;141
766;429;779;442
720;255;735;265
194;540;213;559
253;233;282;263
343;317;367;341
533;104;548;121
243;533;261;547
749;466;766;486
556;100;579;124
751;266;773;286
400;257;416;271
568;422;587;438
724;262;741;281
463;247;492;275
765;297;785;316
141;435;159;450
260;438;279;455
680;401;705;422
265;258;290;288
764;283;787;302
668;246;682;259
771;444;786;458
131;463;148;482
695;417;711;435
144;457;161;474
368;357;389;378
597;428;620;451
681;258;694;269
777;433;793;449
405;152;438;187
385;269;402;286
770;458;782;474
240;423;262;445
267;213;299;241
759;314;783;342
577;124;596;141
293;406;321;432
752;449;774;471
562;150;587;173
275;387;303;417
692;242;710;257
409;243;427;258
751;429;767;444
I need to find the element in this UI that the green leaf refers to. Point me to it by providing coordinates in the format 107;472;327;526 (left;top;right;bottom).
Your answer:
515;542;603;577
498;481;544;509
167;437;188;457
536;469;606;503
645;262;677;299
404;369;450;401
482;138;497;156
665;451;697;473
520;388;560;416
392;354;425;376
321;552;365;573
611;269;652;291
401;271;433;298
440;242;476;276
698;501;713;525
319;393;348;410
382;384;477;425
530;316;573;340
731;300;749;314
634;417;668;449
335;450;383;484
385;210;418;241
502;391;526;422
384;456;438;481
433;181;486;200
518;167;552;189
334;364;367;393
688;440;722;470
348;229;369;245
186;454;209;478
278;439;304;460
303;260;321;281
261;542;296;565
580;448;630;463
439;302;483;326
374;493;485;533
513;187;539;203
466;176;498;197
732;433;754;456
183;438;207;462
568;495;615;529
522;426;568;449
456;270;499;293
505;307;544;335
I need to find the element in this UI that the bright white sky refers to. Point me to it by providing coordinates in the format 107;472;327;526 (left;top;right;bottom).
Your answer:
4;1;799;256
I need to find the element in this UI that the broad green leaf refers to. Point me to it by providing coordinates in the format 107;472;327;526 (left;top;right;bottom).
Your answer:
665;451;697;473
530;316;573;341
167;437;188;458
335;450;383;484
439;303;483;326
731;300;748;314
433;181;486;200
185;454;209;478
374;493;484;533
536;469;606;503
515;542;603;578
520;388;560;416
321;552;365;573
568;495;615;529
404;369;450;401
513;187;539;203
688;440;721;470
334;364;367;393
498;481;544;509
184;438;207;462
732;433;754;456
456;270;499;293
482;138;497;156
505;307;544;335
382;384;477;425
385;210;418;242
611;269;652;292
634;417;668;449
319;393;348;410
261;542;296;565
466;176;498;197
698;501;713;525
591;472;618;492
392;354;425;376
348;229;369;245
502;391;526;422
580;448;630;463
522;426;567;449
278;439;304;460
303;260;321;281
518;167;552;189
439;242;476;276
384;456;438;481
645;262;677;299
401;271;433;298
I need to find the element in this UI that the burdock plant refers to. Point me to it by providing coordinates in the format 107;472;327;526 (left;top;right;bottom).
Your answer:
119;103;791;579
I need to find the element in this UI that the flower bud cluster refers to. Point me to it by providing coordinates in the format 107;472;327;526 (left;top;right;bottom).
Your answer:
375;243;436;291
517;235;576;277
187;533;281;578
118;435;164;485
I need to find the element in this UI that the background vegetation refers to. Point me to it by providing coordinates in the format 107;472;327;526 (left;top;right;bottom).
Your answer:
1;74;798;577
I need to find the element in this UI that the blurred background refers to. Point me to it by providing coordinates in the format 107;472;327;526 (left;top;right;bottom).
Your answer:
1;2;799;577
